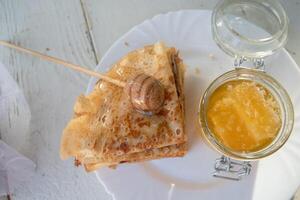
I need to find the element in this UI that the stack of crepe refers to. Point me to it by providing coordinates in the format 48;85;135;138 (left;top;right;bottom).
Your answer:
60;42;187;172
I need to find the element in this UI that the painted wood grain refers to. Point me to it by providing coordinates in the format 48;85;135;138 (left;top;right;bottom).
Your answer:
0;1;108;200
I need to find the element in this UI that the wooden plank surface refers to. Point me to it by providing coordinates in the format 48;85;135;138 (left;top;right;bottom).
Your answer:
0;1;109;199
0;0;300;200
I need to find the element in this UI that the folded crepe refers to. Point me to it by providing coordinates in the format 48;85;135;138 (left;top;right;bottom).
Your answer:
84;55;186;172
60;42;186;171
84;143;187;172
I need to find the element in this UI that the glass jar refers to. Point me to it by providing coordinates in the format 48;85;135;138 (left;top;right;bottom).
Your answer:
199;0;294;180
211;0;288;59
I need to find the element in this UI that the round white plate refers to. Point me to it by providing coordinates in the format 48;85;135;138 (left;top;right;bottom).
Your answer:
87;10;300;200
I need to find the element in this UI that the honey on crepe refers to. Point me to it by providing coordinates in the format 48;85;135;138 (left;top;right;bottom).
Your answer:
60;42;187;171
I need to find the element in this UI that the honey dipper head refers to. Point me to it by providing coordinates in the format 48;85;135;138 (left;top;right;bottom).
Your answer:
126;74;165;115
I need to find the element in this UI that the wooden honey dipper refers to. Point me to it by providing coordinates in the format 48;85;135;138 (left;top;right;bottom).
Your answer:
0;41;165;114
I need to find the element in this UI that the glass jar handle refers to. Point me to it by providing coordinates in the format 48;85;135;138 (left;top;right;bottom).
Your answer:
213;156;252;181
234;56;265;71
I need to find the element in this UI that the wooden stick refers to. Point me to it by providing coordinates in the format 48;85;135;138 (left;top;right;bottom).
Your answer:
0;40;126;87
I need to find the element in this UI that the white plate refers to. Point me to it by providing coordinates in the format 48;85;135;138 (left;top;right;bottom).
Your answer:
87;10;300;200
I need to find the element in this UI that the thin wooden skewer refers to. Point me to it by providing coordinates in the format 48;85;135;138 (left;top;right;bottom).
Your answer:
0;40;126;87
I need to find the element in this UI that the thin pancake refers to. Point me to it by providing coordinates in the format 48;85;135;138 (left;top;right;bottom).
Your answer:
60;43;187;165
84;142;187;172
81;50;187;171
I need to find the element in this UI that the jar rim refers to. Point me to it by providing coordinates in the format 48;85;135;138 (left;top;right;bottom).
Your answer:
199;68;294;160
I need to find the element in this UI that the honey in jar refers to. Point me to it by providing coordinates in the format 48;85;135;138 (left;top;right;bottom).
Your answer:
206;80;281;153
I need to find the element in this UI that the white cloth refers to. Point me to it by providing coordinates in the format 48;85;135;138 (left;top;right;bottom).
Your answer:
0;62;35;196
0;62;31;153
0;140;36;196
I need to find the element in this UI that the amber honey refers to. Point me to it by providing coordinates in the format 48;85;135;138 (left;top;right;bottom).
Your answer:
206;80;282;153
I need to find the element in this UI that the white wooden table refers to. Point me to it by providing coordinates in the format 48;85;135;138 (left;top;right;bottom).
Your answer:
0;1;300;199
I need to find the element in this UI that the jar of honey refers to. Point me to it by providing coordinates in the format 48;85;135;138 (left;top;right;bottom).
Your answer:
199;0;294;180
